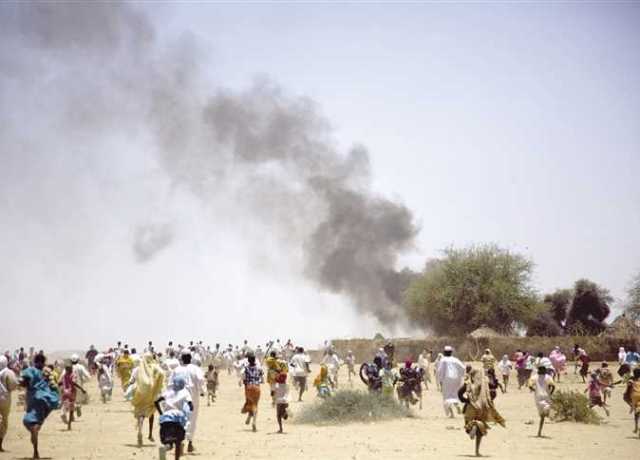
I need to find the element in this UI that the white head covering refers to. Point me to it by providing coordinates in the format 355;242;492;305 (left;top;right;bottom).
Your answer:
71;353;79;363
444;345;453;352
539;357;552;369
0;355;7;370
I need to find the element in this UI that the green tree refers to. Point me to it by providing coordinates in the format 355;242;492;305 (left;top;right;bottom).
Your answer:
565;279;612;335
625;272;640;321
405;244;540;336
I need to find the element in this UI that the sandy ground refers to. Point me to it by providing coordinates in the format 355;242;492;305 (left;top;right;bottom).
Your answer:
1;362;637;460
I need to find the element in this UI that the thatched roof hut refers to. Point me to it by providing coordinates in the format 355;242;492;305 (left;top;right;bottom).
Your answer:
469;325;502;339
604;314;640;338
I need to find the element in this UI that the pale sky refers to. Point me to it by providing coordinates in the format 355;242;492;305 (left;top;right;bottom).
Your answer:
1;2;638;351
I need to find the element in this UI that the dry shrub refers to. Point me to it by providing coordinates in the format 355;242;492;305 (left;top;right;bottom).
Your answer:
550;390;602;425
295;390;410;425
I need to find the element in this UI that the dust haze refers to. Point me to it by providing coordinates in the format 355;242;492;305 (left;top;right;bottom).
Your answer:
0;2;419;350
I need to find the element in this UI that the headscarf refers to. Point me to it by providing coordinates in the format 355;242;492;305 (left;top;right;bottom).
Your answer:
314;364;328;387
172;375;186;391
0;355;7;370
466;369;505;426
132;353;164;416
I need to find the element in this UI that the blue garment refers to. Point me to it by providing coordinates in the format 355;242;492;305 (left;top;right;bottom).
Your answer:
625;352;640;364
21;367;59;427
159;411;187;428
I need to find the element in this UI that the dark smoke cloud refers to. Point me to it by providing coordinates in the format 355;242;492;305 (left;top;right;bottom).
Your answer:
1;1;419;327
133;223;174;263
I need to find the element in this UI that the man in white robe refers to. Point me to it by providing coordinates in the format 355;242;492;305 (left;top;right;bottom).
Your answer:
170;351;204;453
71;354;91;417
322;350;342;389
436;345;465;417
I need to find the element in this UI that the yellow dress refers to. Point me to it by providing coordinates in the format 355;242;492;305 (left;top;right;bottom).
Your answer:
116;355;134;390
131;355;164;418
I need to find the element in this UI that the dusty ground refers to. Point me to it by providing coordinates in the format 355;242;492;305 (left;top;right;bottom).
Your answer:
1;363;637;459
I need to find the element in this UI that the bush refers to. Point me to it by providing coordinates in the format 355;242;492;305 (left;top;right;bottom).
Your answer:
551;390;602;424
295;390;410;425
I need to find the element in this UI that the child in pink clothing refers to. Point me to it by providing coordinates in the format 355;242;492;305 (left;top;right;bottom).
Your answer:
585;372;609;417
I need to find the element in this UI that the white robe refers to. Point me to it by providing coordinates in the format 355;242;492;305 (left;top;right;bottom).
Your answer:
436;356;465;413
170;364;204;441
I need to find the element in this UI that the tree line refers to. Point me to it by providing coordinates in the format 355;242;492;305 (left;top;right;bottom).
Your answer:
403;244;639;337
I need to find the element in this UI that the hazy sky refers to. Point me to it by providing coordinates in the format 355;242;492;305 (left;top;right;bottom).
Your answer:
1;2;639;351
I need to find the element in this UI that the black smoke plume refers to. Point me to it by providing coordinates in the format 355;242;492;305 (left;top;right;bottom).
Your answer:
0;2;419;327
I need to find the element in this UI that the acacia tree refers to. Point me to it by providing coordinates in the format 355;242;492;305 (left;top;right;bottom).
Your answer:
405;244;540;336
625;272;640;321
565;279;612;335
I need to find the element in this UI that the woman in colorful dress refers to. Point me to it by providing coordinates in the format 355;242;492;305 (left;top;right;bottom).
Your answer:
20;353;60;460
131;353;164;446
241;354;263;432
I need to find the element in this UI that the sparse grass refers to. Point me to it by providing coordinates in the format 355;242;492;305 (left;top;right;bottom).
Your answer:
551;390;602;425
295;390;411;425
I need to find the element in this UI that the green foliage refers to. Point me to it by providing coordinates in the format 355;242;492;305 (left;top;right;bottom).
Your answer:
566;279;612;335
626;272;640;322
295;390;410;425
551;390;602;424
405;244;539;336
373;332;385;341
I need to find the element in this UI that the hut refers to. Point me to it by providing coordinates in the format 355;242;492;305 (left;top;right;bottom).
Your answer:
604;314;640;338
468;325;502;339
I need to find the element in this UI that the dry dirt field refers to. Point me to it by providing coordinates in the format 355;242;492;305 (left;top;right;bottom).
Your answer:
1;363;637;459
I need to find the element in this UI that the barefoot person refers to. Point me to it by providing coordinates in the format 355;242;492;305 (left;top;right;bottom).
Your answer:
59;361;87;430
585;372;609;417
20;353;60;459
289;347;311;401
529;363;555;437
458;368;505;457
155;375;193;460
436;346;465;417
274;371;289;433
0;355;19;451
131;353;164;446
241;353;263;432
265;352;288;406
